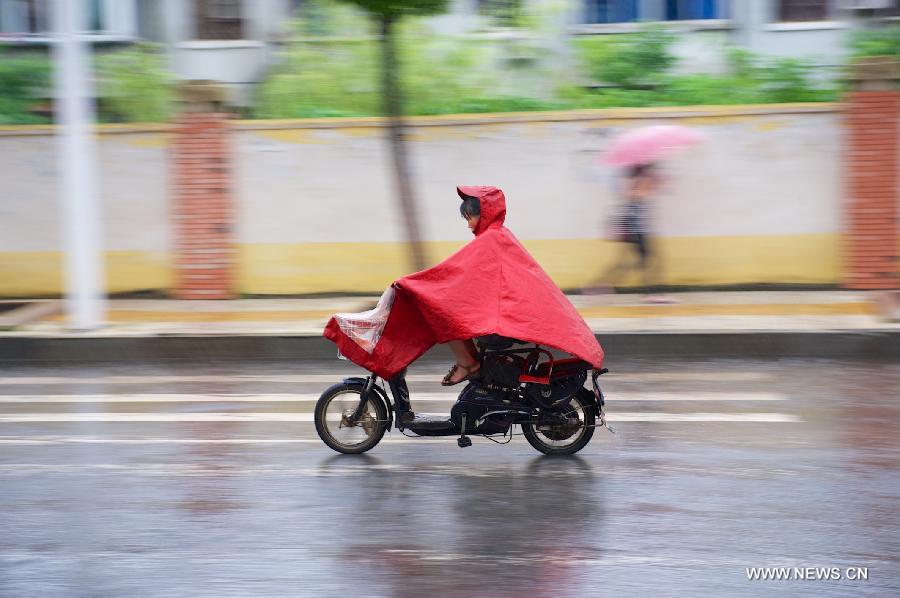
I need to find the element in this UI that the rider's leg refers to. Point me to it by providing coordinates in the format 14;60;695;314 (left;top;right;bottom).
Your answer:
445;339;480;384
449;339;478;365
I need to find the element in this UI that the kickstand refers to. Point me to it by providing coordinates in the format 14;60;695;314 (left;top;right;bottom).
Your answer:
599;408;616;435
457;413;472;448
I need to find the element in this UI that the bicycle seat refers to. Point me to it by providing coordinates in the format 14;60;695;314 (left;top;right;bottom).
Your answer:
476;334;528;351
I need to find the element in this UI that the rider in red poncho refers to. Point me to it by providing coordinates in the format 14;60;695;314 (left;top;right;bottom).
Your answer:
324;186;604;383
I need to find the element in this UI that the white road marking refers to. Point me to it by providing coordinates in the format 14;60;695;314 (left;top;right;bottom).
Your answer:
0;436;455;445
0;412;801;423
610;413;802;422
0;372;774;385
609;393;785;402
0;392;786;403
0;374;366;385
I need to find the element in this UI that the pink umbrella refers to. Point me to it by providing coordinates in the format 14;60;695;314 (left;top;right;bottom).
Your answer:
602;124;705;167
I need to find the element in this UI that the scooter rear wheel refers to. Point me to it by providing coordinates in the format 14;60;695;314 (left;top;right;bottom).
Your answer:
522;391;595;455
314;383;388;454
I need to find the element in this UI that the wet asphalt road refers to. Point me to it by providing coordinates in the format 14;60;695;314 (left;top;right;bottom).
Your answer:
0;357;898;597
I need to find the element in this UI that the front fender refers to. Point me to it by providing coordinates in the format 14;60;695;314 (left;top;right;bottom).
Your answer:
341;377;393;432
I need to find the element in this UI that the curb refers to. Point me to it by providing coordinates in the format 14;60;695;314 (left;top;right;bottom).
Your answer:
0;300;61;331
1;330;897;363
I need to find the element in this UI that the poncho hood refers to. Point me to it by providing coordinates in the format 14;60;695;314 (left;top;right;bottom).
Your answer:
457;185;506;236
324;186;604;379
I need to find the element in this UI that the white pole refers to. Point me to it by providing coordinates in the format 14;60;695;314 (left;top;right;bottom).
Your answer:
52;0;106;330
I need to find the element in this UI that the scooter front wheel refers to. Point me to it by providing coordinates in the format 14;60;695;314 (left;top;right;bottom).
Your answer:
314;383;388;454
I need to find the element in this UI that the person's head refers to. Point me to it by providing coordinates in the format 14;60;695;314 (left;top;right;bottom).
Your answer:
627;163;662;198
459;194;481;232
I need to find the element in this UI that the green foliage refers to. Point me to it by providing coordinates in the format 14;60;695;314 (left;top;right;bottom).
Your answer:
574;28;836;107
0;45;175;124
334;0;448;20
575;25;676;88
0;8;867;126
256;27;570;118
0;53;52;124
756;58;833;103
257;7;840;120
255;3;568;118
398;33;488;114
477;0;527;28
95;43;175;123
850;23;900;59
662;52;835;105
256;39;380;118
293;0;372;36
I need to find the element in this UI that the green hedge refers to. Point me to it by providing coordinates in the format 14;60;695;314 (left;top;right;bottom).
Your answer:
850;23;900;59
95;43;175;123
255;19;840;119
0;53;52;124
569;35;836;108
0;44;174;125
4;21;896;124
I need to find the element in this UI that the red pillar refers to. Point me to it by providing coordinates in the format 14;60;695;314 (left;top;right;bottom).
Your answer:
843;57;899;290
171;83;235;299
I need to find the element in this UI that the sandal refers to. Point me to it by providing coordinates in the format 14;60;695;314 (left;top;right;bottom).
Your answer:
441;362;481;386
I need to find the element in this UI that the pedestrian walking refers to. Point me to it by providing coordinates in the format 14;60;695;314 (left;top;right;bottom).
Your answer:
593;163;669;301
586;125;705;301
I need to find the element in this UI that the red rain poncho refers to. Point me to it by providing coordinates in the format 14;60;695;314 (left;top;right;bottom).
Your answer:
324;186;604;379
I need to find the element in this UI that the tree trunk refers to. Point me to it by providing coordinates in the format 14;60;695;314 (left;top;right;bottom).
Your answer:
379;14;427;272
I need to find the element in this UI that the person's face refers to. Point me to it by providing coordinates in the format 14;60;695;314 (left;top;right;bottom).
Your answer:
465;213;480;232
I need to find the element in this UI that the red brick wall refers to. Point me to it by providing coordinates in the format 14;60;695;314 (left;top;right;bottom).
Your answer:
844;90;899;290
171;112;234;299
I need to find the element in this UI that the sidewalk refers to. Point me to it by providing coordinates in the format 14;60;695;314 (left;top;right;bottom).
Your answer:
1;291;898;361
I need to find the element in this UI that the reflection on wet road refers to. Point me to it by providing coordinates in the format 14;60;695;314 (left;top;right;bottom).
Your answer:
0;358;898;597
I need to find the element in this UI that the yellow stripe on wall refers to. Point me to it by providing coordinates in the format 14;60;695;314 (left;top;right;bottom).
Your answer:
0;251;62;296
43;302;874;323
0;234;840;296
236;233;841;294
0;251;171;297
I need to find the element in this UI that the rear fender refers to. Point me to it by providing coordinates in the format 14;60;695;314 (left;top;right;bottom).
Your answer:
583;368;609;416
579;387;601;417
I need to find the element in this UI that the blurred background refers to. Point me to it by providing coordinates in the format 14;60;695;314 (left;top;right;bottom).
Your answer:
0;0;898;315
2;5;899;596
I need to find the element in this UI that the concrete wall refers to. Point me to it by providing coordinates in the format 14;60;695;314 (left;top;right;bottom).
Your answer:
0;126;171;296
233;105;842;294
0;104;842;296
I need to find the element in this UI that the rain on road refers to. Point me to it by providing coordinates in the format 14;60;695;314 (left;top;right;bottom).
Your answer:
1;357;898;597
